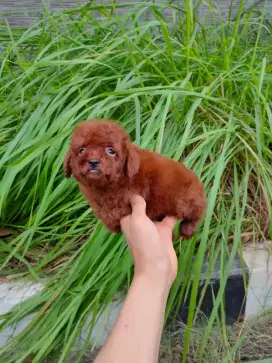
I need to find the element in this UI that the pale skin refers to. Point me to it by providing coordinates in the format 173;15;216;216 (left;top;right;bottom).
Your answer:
95;195;177;363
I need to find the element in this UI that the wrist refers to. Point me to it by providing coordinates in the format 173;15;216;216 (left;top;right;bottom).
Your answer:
133;271;173;296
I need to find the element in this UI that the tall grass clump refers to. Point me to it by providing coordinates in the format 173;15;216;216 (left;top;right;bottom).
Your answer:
0;1;272;362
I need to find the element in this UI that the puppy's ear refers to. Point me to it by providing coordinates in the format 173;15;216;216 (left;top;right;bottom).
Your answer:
125;144;140;179
63;150;72;178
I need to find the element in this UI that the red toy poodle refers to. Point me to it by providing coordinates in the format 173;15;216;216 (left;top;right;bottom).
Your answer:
64;119;206;239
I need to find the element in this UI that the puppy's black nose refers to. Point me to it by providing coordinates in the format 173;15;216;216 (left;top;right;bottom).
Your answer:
88;159;100;169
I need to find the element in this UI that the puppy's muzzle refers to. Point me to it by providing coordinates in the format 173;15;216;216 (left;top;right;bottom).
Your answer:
88;159;100;171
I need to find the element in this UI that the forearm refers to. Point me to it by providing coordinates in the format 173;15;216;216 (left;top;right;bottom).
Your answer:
95;274;170;363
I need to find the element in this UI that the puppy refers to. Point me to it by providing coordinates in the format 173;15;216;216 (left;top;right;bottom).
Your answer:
64;119;206;239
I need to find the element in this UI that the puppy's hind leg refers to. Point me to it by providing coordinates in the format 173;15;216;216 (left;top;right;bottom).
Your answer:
177;198;206;239
179;220;198;239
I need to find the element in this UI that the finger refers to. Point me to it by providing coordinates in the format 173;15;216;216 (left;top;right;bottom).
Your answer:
120;215;130;230
160;216;177;231
130;195;146;218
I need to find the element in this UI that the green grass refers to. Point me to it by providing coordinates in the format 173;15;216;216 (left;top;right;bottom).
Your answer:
53;313;272;362
0;1;272;362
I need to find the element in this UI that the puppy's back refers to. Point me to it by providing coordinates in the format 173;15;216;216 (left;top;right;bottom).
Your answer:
136;147;201;198
133;146;206;237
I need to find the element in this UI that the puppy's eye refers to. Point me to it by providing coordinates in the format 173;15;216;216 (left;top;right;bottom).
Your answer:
106;147;116;156
79;147;85;154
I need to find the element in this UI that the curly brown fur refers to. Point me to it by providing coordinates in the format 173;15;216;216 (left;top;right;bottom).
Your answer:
64;119;206;239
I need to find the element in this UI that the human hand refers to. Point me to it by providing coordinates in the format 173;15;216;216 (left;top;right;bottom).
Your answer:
120;195;177;287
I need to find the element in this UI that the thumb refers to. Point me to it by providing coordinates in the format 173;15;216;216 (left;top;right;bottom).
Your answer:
130;195;146;218
160;216;177;231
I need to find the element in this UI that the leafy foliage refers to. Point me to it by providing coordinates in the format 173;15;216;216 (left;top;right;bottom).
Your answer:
0;1;271;362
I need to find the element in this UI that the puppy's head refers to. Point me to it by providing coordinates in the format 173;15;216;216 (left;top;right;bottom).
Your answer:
64;120;140;186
